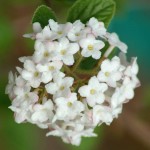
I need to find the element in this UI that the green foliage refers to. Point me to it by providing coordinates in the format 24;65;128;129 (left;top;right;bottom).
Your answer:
0;17;14;56
54;0;77;5
32;5;57;28
67;0;116;27
0;77;39;150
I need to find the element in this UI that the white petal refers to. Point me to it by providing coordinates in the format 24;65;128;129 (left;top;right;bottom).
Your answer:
86;96;97;107
92;50;101;59
42;72;52;83
21;70;32;81
45;83;58;94
69;43;79;54
36;64;48;72
81;49;91;57
63;55;75;66
78;86;90;97
33;22;42;33
24;60;35;72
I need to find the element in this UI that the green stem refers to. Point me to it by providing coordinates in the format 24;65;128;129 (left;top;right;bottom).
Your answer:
72;52;83;72
75;69;97;76
63;65;79;79
104;45;115;58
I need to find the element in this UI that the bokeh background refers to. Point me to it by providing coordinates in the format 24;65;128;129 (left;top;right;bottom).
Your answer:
0;0;150;150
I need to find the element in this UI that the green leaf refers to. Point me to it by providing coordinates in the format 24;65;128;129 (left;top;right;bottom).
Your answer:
32;5;57;28
67;0;116;27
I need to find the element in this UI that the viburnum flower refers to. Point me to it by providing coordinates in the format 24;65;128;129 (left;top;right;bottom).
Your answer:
30;99;54;125
21;60;42;88
6;17;140;146
79;76;108;107
45;72;74;98
105;32;128;53
36;26;55;42
36;61;63;83
55;37;79;65
23;22;42;39
53;93;84;122
92;105;113;126
67;20;85;41
49;19;72;39
33;41;57;63
97;56;125;87
87;17;107;37
5;72;16;99
79;34;105;59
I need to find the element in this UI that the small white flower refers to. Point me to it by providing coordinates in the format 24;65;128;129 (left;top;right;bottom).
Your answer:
79;76;108;107
87;17;106;37
18;56;33;63
47;123;96;146
92;105;113;126
111;77;136;109
23;22;42;39
49;19;72;39
21;60;41;88
64;127;96;146
125;57;140;86
31;100;54;123
79;34;105;59
45;72;73;98
13;91;38;108
36;26;56;41
13;76;30;96
111;104;122;118
67;20;85;41
97;56;124;87
105;32;128;53
9;106;28;123
53;93;84;121
9;91;39;123
5;71;16;99
33;41;56;63
121;76;136;100
55;37;79;65
111;88;126;109
36;61;63;83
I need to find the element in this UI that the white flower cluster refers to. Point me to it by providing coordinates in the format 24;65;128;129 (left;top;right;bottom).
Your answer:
6;17;140;146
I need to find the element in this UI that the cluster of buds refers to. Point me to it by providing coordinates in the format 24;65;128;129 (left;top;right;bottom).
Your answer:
6;17;140;146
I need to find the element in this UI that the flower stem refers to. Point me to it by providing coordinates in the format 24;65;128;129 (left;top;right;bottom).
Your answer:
72;52;83;72
63;65;79;79
104;45;115;57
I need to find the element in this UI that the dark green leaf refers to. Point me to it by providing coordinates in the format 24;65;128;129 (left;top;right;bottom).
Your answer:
32;5;57;28
67;0;116;27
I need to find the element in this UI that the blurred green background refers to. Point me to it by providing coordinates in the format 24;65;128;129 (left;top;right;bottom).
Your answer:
0;0;150;150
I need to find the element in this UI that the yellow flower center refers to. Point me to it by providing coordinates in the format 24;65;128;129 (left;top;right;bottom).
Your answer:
60;50;66;55
34;72;39;77
44;51;49;57
57;31;63;35
90;89;96;95
67;102;73;107
49;66;55;71
88;45;94;51
75;33;80;36
105;72;110;77
60;86;65;91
